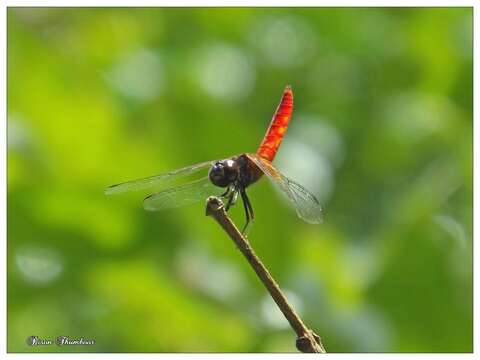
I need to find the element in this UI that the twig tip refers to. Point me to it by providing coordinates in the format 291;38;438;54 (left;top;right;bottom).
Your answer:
205;196;224;216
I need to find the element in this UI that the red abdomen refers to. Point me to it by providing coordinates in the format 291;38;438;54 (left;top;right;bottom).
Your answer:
256;86;293;162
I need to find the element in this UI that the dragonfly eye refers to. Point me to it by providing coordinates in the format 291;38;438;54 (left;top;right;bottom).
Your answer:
209;162;230;188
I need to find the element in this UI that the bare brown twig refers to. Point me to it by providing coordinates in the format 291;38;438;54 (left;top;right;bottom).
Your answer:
205;196;326;353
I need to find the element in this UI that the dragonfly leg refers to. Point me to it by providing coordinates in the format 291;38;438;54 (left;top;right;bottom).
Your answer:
240;188;254;236
221;184;237;202
220;187;231;198
225;188;238;211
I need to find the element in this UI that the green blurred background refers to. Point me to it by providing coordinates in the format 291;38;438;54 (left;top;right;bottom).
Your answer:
7;7;472;353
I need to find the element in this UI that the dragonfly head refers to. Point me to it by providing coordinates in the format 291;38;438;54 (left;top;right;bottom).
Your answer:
209;159;239;188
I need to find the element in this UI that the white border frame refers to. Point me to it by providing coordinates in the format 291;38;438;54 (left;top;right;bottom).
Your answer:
1;1;476;359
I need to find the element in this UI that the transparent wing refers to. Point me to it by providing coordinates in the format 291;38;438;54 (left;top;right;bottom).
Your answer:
105;160;215;195
246;153;323;224
143;177;223;211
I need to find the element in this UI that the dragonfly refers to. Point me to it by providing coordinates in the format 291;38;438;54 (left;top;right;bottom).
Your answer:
105;86;322;234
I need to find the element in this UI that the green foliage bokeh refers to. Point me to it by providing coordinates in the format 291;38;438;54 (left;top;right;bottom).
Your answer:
7;7;472;352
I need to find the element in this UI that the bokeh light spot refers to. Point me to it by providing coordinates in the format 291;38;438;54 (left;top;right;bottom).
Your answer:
260;290;303;330
15;245;63;285
194;43;255;102
250;15;316;68
105;48;164;101
175;243;246;301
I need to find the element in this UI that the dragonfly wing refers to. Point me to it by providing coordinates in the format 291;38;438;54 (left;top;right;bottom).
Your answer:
105;160;215;195
246;153;323;224
281;179;323;224
143;177;223;211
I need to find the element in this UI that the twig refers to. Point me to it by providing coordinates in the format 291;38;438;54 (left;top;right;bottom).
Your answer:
205;196;326;353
